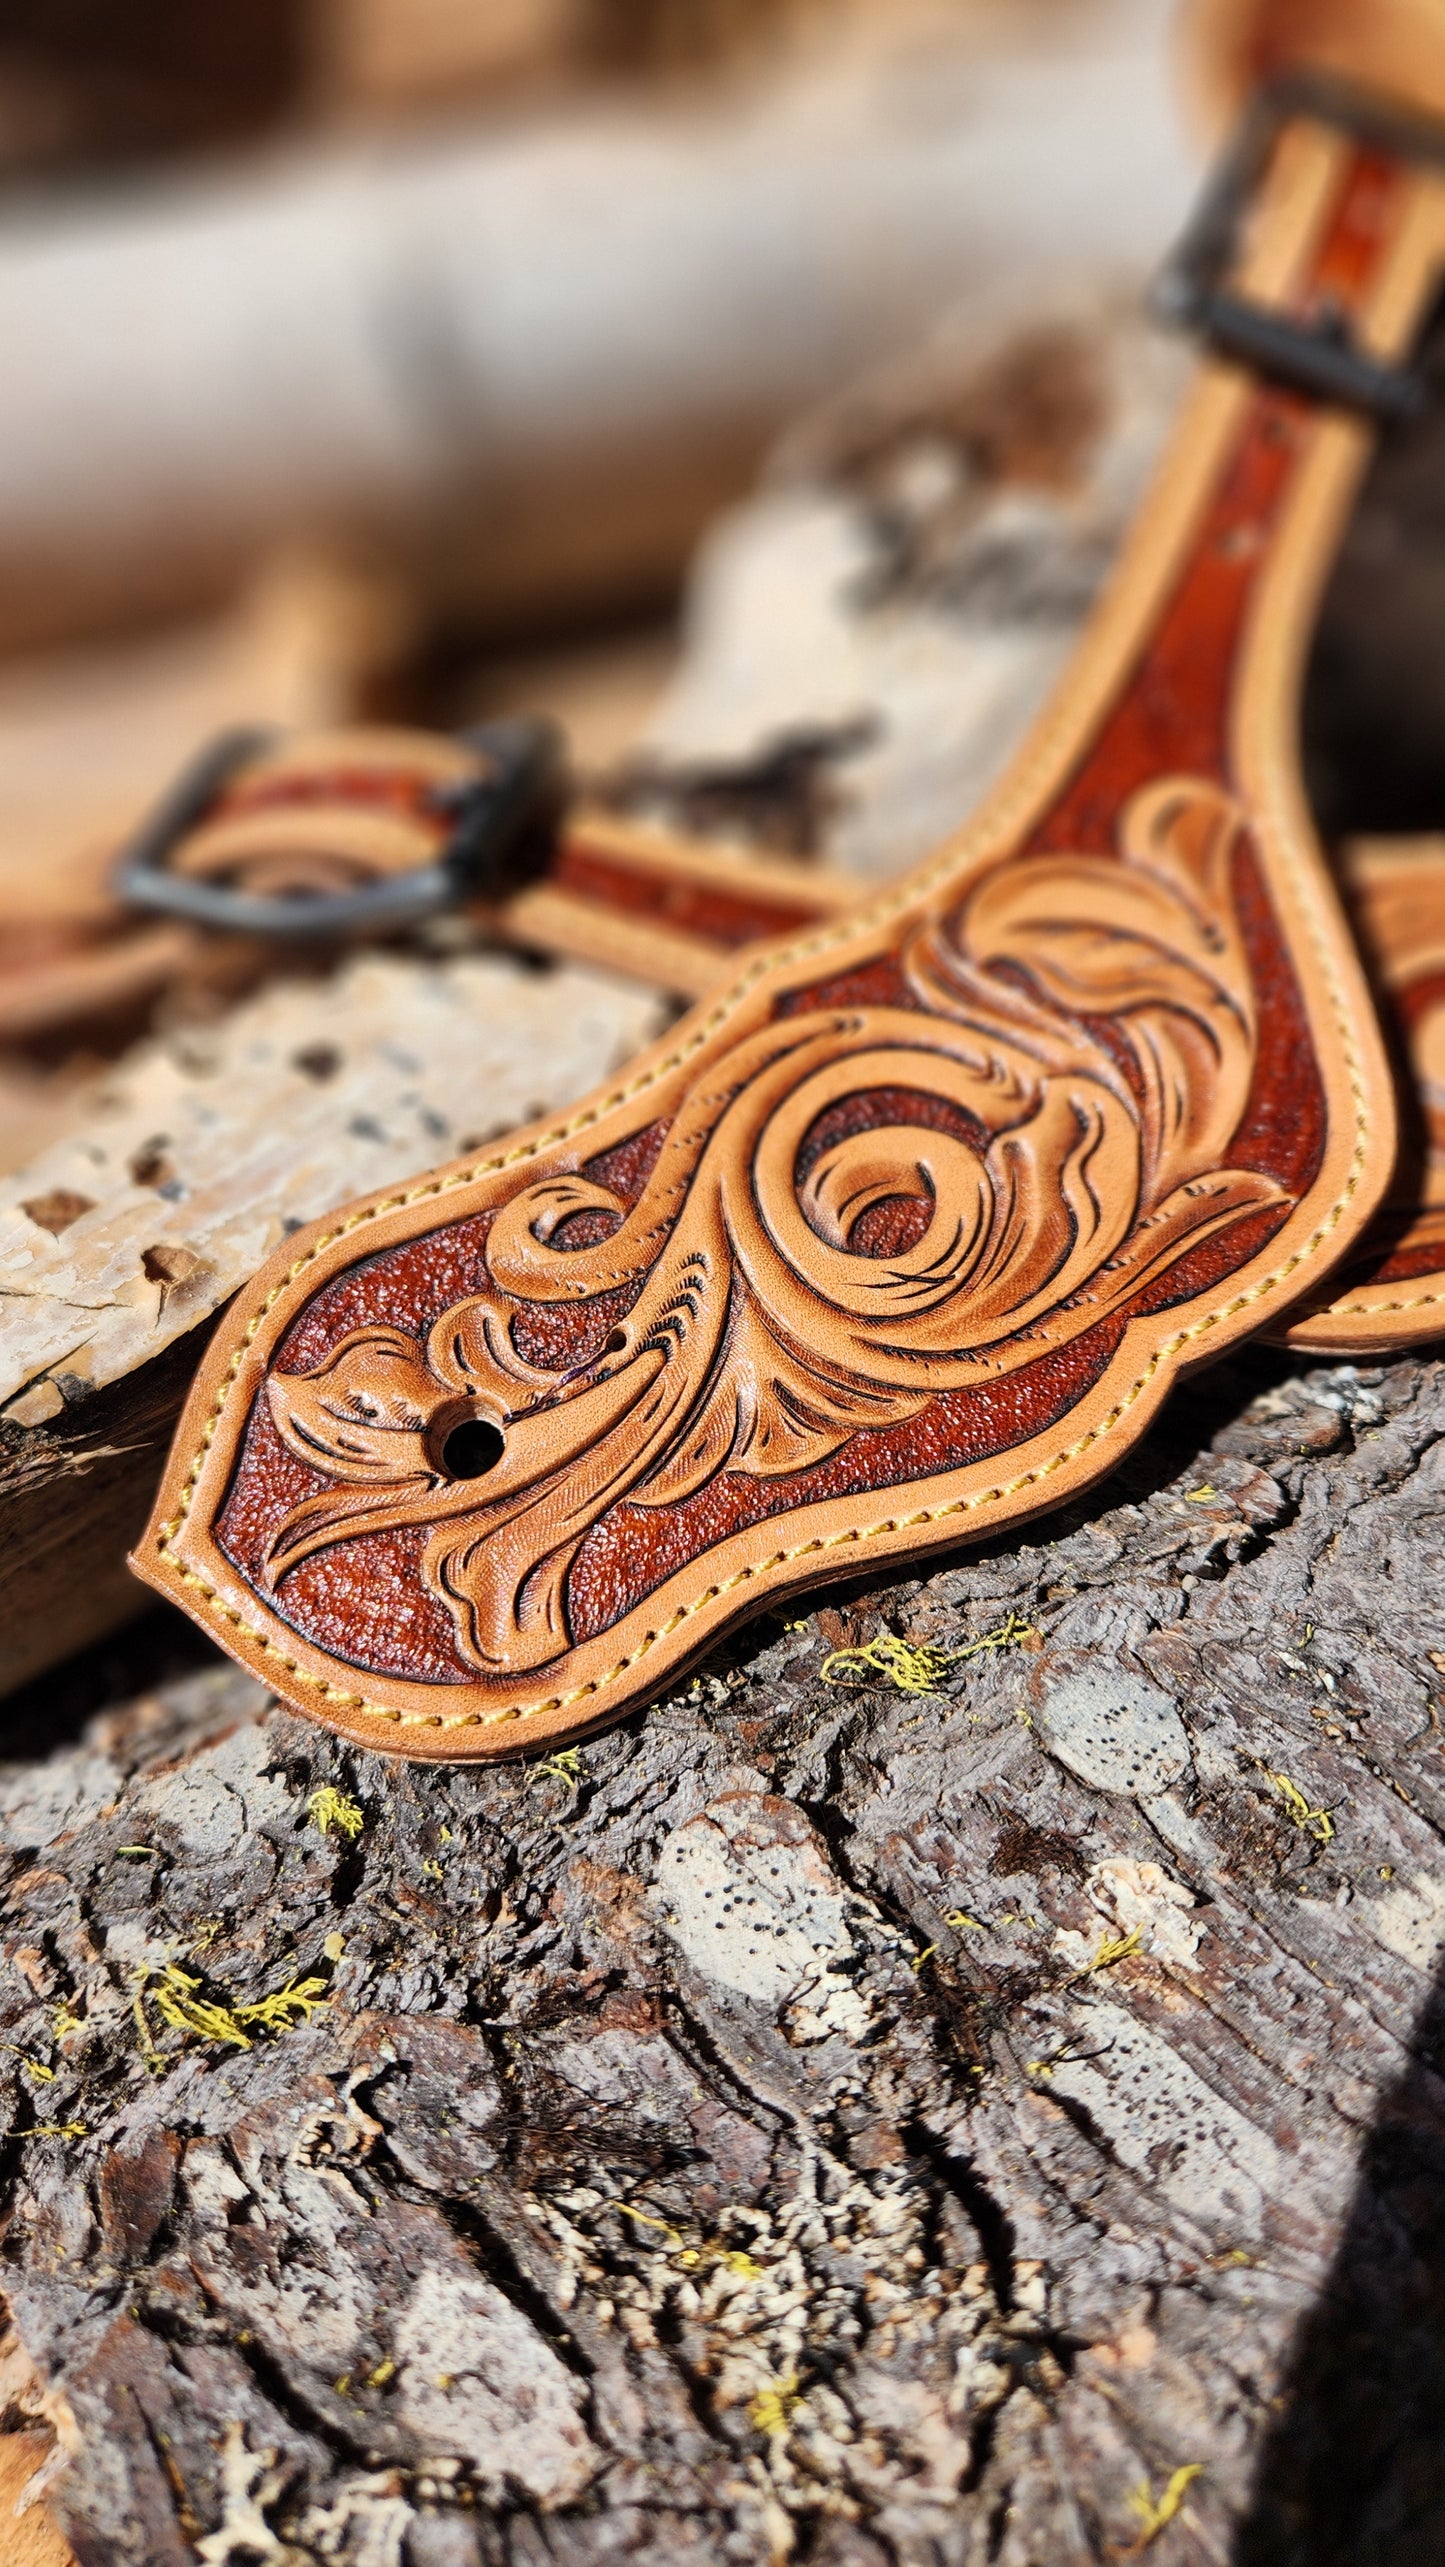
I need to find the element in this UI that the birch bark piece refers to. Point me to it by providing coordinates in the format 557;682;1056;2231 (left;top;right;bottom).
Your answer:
641;295;1190;880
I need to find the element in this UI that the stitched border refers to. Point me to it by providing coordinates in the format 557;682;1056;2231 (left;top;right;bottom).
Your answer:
152;781;1376;1737
152;730;1376;1737
1304;1281;1445;1320
163;1219;1354;1736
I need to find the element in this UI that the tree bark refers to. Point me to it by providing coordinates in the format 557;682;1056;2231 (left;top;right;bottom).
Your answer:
4;297;1445;2567
3;1340;1444;2567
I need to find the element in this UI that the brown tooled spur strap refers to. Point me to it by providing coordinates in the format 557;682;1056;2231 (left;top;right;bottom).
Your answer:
131;73;1445;1758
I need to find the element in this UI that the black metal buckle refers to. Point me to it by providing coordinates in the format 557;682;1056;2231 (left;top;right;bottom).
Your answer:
115;714;564;939
1154;69;1445;423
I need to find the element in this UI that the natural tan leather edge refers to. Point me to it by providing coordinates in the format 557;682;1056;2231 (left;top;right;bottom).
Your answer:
1287;835;1445;1351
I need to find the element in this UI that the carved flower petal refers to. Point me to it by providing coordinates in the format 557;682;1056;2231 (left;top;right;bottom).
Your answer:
642;1290;927;1505
427;1296;559;1399
960;781;1259;1207
485;1177;634;1301
261;1477;434;1590
422;1347;684;1672
1074;1166;1287;1321
248;778;1284;1684
431;1520;579;1672
266;1326;442;1481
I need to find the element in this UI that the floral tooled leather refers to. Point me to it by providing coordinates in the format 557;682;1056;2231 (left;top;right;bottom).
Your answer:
132;119;1445;1753
256;779;1280;1684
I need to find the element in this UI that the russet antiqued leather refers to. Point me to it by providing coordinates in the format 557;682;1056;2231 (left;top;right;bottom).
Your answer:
132;79;1445;1757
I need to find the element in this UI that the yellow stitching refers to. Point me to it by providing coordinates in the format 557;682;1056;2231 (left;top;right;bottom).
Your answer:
157;1158;1366;1738
150;857;1375;1725
1310;1284;1445;1318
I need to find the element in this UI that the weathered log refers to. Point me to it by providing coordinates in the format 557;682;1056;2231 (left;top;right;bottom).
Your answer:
2;1338;1444;2565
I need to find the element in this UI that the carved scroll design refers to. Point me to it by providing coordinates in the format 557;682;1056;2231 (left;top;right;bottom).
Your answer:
260;776;1285;1677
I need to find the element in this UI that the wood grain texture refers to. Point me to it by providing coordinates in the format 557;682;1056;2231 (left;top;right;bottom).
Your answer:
132;124;1437;1757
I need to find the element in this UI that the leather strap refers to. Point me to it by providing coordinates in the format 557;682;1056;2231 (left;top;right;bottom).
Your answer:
49;708;1445;1365
132;87;1445;1756
0;734;849;1038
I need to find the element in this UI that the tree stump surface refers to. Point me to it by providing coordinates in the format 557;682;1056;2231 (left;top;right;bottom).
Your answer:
5;298;1445;2567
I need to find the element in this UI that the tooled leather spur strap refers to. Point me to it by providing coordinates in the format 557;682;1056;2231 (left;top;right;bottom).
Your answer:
117;718;859;999
133;92;1445;1758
